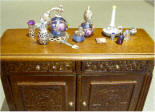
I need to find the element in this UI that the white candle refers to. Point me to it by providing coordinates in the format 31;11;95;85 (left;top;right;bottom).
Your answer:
110;5;116;27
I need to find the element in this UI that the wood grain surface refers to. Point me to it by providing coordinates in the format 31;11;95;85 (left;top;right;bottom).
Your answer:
1;28;154;61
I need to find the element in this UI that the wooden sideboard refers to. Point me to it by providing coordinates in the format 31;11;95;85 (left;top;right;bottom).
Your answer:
0;28;154;111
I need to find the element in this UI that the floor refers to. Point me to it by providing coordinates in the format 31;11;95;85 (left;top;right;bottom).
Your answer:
0;0;154;111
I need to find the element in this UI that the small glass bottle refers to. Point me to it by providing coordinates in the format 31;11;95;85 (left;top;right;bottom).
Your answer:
110;33;115;41
116;33;124;45
124;30;130;41
130;27;137;35
27;20;35;38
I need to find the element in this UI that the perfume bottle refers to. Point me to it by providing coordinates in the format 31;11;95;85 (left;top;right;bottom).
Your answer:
37;31;49;45
36;18;49;45
110;33;115;41
49;5;68;37
73;27;85;42
81;6;94;37
124;30;130;41
27;20;35;38
116;33;124;45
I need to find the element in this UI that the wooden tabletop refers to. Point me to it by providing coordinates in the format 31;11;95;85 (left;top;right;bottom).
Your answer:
0;28;154;61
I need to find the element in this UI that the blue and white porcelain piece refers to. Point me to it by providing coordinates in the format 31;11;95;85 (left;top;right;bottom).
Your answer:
50;17;68;37
73;35;84;42
48;5;68;37
81;6;94;37
81;22;93;37
73;27;85;42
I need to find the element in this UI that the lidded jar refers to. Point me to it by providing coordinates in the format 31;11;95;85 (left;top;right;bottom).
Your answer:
73;27;85;42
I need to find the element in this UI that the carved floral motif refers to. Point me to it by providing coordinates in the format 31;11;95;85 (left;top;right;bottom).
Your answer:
83;60;154;73
89;84;135;111
20;86;66;111
2;60;154;73
3;61;74;73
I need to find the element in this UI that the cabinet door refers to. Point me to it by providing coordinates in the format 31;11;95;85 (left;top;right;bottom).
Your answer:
10;75;75;111
81;73;144;111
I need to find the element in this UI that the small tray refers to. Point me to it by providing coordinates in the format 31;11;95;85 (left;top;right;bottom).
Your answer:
96;38;107;44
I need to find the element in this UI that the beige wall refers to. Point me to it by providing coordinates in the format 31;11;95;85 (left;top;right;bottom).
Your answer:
0;0;154;110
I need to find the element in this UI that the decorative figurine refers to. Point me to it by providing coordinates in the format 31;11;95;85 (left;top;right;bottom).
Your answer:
116;33;124;45
130;27;137;35
124;30;130;41
103;5;122;37
73;27;85;42
81;6;94;37
36;17;49;45
27;20;35;38
49;5;68;37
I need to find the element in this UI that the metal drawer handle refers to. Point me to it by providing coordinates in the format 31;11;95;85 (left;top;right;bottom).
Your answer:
53;65;56;69
115;64;120;69
36;65;40;70
69;102;73;107
82;101;87;106
66;63;70;67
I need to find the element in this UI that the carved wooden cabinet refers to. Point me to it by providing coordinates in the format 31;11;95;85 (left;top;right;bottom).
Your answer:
81;75;143;111
2;61;76;111
10;75;76;111
1;28;154;111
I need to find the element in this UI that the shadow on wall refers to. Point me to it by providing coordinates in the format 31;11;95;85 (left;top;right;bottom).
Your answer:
145;0;154;6
1;98;9;111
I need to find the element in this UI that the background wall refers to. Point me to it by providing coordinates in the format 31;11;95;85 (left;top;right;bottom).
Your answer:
0;0;154;110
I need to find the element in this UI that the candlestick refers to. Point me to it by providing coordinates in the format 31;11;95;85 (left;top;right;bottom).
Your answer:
102;5;122;37
110;5;116;28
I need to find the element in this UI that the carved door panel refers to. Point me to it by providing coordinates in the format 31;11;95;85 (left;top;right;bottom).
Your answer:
81;73;144;111
10;75;75;111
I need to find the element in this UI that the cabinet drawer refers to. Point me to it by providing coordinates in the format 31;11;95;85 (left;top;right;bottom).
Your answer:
3;61;75;73
82;60;153;73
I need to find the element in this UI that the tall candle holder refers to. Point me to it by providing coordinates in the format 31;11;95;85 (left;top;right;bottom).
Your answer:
102;5;122;37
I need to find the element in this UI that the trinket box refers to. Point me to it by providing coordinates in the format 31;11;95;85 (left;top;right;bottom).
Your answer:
73;27;85;42
96;38;107;44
